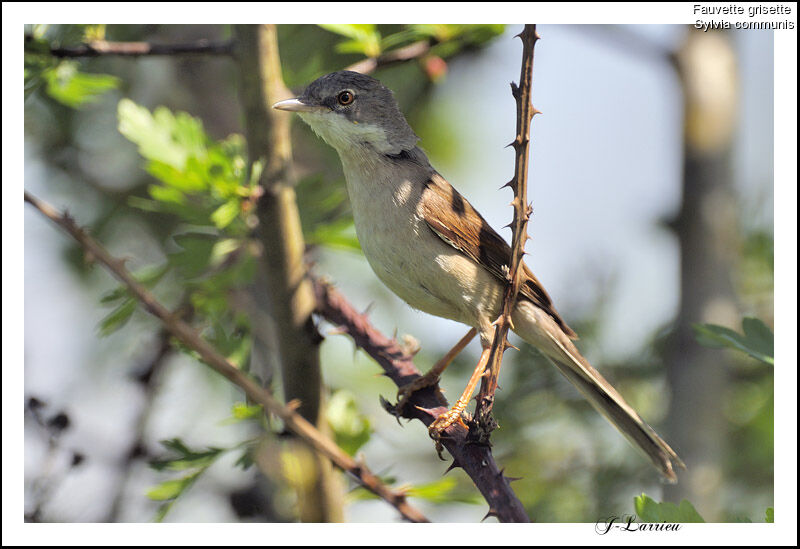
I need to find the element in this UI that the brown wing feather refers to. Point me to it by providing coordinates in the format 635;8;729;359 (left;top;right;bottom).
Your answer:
421;173;577;339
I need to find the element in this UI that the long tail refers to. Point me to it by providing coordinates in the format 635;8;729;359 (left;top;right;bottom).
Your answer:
512;301;685;482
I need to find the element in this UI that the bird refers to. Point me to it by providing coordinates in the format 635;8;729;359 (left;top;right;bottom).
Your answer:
273;70;684;482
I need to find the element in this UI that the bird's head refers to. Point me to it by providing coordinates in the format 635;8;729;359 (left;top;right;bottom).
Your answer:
272;71;418;156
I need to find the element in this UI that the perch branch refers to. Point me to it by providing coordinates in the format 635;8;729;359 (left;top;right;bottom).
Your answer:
24;191;430;524
313;279;530;523
474;24;540;435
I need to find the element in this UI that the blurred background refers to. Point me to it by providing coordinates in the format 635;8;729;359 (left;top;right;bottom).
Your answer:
23;24;773;523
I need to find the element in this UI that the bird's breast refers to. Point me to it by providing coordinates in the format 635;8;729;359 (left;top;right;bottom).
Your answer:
342;162;503;327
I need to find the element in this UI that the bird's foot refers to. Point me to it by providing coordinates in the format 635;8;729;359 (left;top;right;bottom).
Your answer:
428;407;469;459
394;371;441;415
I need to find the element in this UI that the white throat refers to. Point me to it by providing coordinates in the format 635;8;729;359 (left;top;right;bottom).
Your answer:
298;111;402;155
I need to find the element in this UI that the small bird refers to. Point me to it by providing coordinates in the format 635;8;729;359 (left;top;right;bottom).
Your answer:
274;70;684;481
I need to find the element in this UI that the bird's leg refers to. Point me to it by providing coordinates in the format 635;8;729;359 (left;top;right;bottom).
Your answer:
428;345;492;450
395;328;477;414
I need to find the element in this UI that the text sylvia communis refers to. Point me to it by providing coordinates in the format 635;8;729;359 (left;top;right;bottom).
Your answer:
274;71;684;481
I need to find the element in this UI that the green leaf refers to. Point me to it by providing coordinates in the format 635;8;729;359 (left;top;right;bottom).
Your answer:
692;317;774;365
99;264;169;304
742;317;774;360
235;447;255;470
43;61;119;108
147;472;201;501
765;507;774;523
406;476;482;505
209;238;241;267
231;402;263;421
210;199;240;229
319;24;382;58
149;438;224;472
147;159;207;193
326;390;371;456
118;99;206;169
318;24;376;40
634;494;705;523
307;218;361;252
380;29;420;51
169;232;217;278
98;298;136;336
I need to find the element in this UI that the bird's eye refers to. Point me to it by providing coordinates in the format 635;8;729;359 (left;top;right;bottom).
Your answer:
337;90;354;106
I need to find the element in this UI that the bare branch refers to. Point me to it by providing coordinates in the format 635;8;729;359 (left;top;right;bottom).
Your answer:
31;38;235;58
24;191;430;524
475;24;540;435
345;40;433;75
313;279;530;523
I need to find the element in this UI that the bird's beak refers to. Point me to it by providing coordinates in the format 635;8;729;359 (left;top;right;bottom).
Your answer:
272;98;325;113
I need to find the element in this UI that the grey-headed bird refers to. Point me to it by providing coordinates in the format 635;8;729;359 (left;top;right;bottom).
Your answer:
274;71;684;482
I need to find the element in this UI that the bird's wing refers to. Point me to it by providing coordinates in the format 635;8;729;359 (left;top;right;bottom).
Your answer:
420;173;577;339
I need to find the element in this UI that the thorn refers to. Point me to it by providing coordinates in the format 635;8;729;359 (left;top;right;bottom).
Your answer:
414;405;440;418
357;304;375;325
505;475;523;483
481;508;499;522
532;107;543;116
285;398;302;412
504;140;516;149
444;459;462;475
327;326;348;336
504;339;519;352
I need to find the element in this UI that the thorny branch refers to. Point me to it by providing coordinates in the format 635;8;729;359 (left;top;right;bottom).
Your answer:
474;25;540;436
313;280;530;523
24;191;430;524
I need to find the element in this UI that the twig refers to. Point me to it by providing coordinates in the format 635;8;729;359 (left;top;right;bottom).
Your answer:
313;279;531;523
474;25;540;435
32;38;235;58
345;40;432;75
24;191;430;524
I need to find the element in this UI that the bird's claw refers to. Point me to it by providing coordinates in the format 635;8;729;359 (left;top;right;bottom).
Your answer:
427;408;469;458
394;373;440;415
